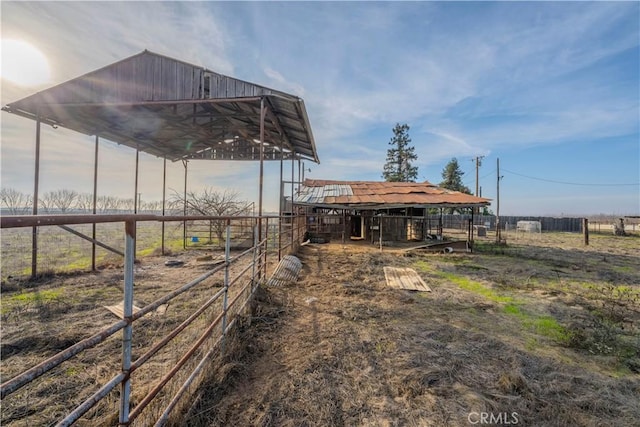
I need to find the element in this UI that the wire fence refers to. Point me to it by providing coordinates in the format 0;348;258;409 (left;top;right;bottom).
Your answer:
0;213;306;426
1;222;184;280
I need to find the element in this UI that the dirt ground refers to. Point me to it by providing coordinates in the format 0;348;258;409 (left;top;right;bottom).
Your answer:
2;231;639;426
182;232;640;427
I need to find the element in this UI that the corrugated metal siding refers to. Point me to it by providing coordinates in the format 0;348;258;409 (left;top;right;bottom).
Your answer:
14;52;206;105
206;72;280;99
3;50;319;163
11;51;296;106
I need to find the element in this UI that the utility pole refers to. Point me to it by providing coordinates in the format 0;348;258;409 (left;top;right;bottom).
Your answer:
474;156;484;197
473;156;484;216
496;158;502;243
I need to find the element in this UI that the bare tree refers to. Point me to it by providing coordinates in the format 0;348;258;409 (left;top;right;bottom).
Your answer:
142;200;162;213
75;193;94;212
39;194;53;213
97;195;123;213
170;188;251;245
0;188;33;214
40;189;79;213
121;198;135;212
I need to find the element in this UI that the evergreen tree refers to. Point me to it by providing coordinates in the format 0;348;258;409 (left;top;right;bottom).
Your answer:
382;123;418;182
439;158;471;194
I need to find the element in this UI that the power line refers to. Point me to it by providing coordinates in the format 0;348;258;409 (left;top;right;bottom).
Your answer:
464;169;495;187
501;168;640;186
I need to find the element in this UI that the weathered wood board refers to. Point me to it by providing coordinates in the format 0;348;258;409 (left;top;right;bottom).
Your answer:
383;267;432;292
104;302;143;319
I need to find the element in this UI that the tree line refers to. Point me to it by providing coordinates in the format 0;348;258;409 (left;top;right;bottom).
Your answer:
0;187;251;220
0;188;166;214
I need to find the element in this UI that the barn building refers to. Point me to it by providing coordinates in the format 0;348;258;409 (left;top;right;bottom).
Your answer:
293;179;491;246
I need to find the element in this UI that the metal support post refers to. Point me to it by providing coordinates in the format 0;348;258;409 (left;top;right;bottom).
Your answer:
263;217;269;277
278;141;284;261
222;221;230;340
258;97;265;245
290;155;294;250
182;160;188;249
119;220;135;426
91;136;99;270
133;149;139;257
162;157;167;255
252;224;258;290
31;117;41;278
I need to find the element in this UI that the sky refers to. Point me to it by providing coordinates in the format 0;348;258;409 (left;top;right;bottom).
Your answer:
1;1;638;216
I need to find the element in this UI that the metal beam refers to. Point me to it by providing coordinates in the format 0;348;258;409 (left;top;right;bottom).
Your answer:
264;100;294;151
58;225;124;257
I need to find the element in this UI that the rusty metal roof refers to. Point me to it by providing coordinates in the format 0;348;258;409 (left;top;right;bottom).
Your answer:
2;50;319;163
295;179;491;209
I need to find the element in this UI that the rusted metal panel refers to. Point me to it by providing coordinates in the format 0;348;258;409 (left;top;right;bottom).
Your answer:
295;180;490;209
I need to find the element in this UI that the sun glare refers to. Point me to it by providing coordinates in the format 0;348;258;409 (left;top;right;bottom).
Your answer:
1;39;51;86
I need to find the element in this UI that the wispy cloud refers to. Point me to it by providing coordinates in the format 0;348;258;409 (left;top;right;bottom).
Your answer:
1;2;637;214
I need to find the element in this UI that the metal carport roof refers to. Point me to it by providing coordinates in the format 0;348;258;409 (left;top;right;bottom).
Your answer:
2;50;319;163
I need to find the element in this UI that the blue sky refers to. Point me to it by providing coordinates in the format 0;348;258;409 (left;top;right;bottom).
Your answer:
1;1;638;215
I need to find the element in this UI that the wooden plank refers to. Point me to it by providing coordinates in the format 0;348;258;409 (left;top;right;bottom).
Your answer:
104;302;142;319
383;267;431;292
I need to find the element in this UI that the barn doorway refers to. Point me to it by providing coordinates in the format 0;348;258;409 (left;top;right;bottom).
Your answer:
350;215;365;240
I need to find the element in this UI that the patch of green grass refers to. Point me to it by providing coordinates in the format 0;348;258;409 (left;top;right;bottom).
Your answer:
60;257;92;271
502;303;571;344
437;271;514;304
431;269;572;346
2;288;65;314
503;303;524;316
414;260;433;272
525;316;572;344
8;289;63;304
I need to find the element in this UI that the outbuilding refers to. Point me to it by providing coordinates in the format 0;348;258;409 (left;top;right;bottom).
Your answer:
293;179;491;245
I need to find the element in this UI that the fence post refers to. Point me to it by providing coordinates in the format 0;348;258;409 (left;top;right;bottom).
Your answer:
252;223;258;291
263;218;269;277
583;218;589;246
119;220;135;426
222;220;231;336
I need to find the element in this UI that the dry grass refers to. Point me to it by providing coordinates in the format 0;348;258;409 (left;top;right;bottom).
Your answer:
1;249;268;426
181;231;639;427
2;230;638;426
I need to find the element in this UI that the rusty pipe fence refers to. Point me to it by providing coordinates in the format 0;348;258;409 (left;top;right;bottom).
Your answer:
0;213;304;426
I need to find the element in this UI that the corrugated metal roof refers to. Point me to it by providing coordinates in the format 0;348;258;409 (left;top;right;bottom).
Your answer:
295;179;490;209
2;50;319;163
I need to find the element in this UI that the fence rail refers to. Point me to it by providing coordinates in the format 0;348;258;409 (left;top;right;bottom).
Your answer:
0;213;305;426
